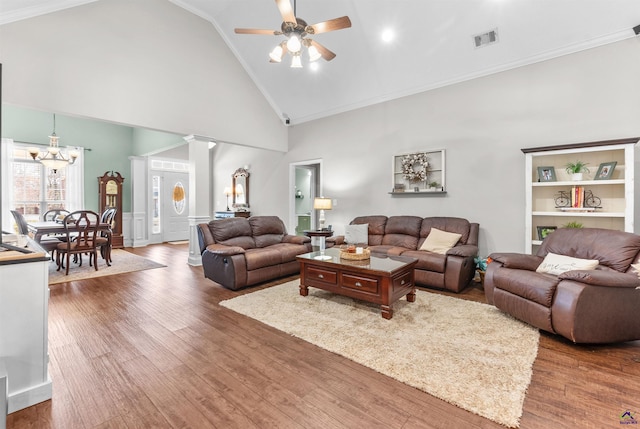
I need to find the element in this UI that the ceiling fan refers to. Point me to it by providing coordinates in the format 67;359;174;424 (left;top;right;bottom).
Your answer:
234;0;352;68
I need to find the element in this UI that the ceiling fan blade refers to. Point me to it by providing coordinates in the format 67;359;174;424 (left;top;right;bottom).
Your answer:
308;16;351;35
310;40;336;61
235;28;280;35
275;0;296;23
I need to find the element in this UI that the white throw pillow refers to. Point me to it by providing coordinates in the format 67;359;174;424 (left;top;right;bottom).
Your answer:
345;224;369;245
419;227;462;254
536;252;599;276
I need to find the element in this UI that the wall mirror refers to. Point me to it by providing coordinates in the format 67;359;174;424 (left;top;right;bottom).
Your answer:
232;167;250;210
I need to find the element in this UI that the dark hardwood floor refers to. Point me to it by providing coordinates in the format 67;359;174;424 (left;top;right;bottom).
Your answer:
7;243;640;428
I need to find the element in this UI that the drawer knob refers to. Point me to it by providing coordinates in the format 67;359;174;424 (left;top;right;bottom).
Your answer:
318;274;324;279
400;279;405;285
355;282;362;287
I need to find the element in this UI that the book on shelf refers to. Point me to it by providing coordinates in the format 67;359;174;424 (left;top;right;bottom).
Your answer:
571;186;584;208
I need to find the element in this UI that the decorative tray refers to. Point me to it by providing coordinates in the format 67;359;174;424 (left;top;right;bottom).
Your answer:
340;248;371;260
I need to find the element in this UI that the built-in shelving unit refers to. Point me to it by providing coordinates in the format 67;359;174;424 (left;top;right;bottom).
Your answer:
522;137;637;254
390;149;445;196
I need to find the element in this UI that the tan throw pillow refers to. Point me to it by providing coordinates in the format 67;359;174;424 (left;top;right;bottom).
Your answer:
536;252;599;276
345;224;368;245
420;228;462;254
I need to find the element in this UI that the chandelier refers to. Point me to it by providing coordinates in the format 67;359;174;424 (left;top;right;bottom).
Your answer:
28;114;79;172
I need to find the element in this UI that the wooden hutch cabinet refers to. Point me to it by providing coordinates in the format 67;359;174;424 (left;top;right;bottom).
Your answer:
98;171;124;249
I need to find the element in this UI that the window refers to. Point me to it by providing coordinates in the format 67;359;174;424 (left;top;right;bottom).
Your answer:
2;140;84;229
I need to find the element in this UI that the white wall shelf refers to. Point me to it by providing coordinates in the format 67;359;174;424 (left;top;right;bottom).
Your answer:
523;137;638;254
391;149;445;194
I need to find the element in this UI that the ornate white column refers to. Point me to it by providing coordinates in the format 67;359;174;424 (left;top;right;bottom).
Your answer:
185;135;213;265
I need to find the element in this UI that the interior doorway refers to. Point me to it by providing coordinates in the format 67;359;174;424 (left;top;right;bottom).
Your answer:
290;160;322;236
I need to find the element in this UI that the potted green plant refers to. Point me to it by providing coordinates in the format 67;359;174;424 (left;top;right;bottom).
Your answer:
428;181;440;191
562;221;583;228
565;160;589;181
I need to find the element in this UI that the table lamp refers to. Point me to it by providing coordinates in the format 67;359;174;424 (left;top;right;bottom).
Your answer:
223;187;232;211
313;197;332;230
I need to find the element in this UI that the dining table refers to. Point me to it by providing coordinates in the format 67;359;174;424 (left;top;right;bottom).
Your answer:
27;220;114;264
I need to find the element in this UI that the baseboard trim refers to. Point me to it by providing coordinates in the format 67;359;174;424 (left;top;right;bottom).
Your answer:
8;379;52;414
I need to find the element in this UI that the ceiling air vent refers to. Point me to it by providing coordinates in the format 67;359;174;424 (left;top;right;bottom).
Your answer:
473;28;499;48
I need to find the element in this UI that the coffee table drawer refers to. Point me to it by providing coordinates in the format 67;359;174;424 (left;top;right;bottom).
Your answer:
393;271;413;289
342;273;379;294
307;266;338;285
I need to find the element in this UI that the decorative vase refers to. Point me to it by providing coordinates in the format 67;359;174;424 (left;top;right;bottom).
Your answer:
571;173;583;181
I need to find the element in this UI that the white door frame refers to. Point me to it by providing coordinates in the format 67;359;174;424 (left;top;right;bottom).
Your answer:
289;159;322;235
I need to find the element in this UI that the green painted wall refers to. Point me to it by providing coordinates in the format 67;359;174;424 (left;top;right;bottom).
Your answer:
2;105;181;213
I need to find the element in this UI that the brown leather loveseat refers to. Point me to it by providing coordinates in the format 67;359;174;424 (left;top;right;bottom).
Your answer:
330;216;479;293
197;216;312;290
485;227;640;343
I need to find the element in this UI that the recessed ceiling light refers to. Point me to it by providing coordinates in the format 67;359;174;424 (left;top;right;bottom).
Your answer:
381;29;394;43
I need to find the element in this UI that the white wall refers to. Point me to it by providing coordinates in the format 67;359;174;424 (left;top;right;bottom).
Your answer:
0;0;287;151
215;37;640;257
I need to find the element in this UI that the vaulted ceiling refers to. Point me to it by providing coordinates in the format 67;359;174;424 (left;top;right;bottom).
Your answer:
2;0;640;125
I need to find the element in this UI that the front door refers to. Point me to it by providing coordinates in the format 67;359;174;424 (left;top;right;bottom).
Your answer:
161;171;189;242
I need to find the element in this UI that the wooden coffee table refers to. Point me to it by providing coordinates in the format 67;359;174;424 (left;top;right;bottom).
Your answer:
297;247;417;319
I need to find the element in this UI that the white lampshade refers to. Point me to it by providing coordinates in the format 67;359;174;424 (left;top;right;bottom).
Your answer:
308;44;321;62
286;35;301;53
269;44;283;62
290;54;302;68
313;197;332;210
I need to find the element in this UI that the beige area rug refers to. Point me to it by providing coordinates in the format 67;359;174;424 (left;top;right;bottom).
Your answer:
48;249;166;284
220;280;540;428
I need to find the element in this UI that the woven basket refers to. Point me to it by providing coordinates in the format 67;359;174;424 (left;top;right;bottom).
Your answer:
340;248;371;260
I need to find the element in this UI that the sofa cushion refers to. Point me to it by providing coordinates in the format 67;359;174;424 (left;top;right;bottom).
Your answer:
381;216;422;249
351;216;387;245
420;217;471;246
536;252;599;275
244;247;283;270
419;227;462;254
211;218;256;249
250;216;286;248
400;249;447;273
345;224;368;244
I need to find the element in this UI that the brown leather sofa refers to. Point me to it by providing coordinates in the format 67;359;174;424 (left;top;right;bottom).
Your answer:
485;227;640;343
197;216;312;290
330;216;479;293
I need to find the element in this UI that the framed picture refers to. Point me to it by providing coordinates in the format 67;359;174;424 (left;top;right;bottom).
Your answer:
537;226;557;240
537;166;556;182
594;161;617;180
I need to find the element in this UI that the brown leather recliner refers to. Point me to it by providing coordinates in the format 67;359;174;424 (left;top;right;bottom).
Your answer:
197;216;311;290
485;227;640;343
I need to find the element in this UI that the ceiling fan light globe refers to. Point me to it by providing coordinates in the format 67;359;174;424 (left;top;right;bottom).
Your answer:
269;45;284;62
291;54;302;68
286;35;301;53
308;45;321;62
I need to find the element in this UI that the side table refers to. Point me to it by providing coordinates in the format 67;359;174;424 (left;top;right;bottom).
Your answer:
303;230;333;260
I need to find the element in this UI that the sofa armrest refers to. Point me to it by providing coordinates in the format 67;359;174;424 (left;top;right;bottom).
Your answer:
282;235;311;245
327;236;345;246
558;270;640;288
446;244;478;258
205;244;245;256
489;252;543;271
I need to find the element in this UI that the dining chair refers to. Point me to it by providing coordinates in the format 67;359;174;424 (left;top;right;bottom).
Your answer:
10;209;61;256
98;208;116;265
43;209;71;242
43;209;70;222
55;210;101;275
